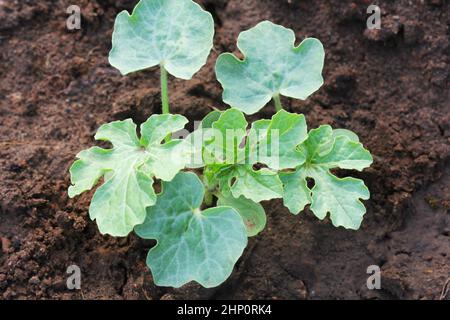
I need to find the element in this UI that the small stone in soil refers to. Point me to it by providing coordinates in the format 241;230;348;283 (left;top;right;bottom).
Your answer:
1;237;11;253
28;276;40;285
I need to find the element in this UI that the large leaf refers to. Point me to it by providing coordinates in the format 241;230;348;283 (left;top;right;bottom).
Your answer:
135;172;248;288
247;109;308;169
68;115;189;236
217;194;266;237
215;20;324;114
281;125;373;230
109;0;214;78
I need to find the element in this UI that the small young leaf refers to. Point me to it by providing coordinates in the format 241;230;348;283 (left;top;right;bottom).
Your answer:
332;128;359;142
301;125;373;171
200;110;222;129
184;111;220;169
68;115;189;236
300;124;335;158
205;108;248;164
196;109;284;203
230;166;283;203
217;194;266;237
281;125;373;230
247;109;308;169
215;20;324;114
109;0;214;78
207;164;283;203
135;172;248;288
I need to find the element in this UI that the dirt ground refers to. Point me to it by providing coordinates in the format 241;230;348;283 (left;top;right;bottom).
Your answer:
0;0;449;300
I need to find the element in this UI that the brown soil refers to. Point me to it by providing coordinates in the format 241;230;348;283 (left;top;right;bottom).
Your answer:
0;0;449;300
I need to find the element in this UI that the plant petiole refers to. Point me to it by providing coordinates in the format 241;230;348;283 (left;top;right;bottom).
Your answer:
204;189;214;207
160;64;171;142
273;94;283;112
160;64;170;114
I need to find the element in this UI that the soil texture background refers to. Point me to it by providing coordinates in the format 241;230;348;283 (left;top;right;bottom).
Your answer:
0;0;449;299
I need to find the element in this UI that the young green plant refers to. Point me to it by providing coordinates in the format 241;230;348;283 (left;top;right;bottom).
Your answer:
68;1;373;289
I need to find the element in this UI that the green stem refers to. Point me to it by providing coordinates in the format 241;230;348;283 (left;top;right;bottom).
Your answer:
202;173;217;207
204;189;213;207
160;65;171;142
160;65;170;115
273;94;283;112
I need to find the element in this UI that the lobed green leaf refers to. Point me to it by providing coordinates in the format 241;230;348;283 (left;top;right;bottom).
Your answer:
215;21;325;114
135;172;248;288
281;125;373;230
68;115;189;236
247;109;308;169
109;0;214;78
